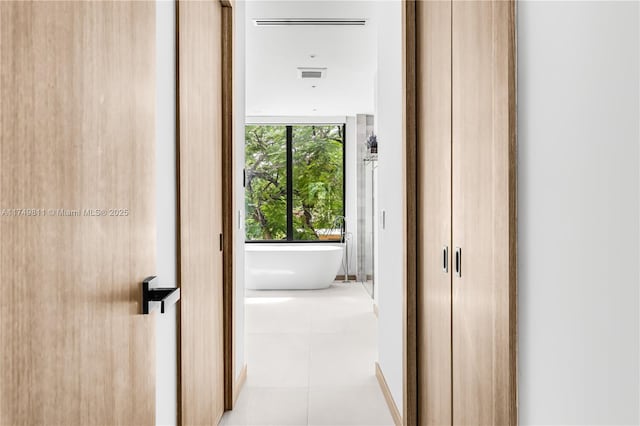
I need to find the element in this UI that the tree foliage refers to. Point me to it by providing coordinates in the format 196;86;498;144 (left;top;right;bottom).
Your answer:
245;124;344;241
245;125;288;240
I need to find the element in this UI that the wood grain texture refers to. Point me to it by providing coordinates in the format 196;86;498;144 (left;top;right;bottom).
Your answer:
177;0;225;424
232;363;247;406
451;1;517;424
0;1;156;425
376;363;403;426
507;2;518;423
221;2;235;411
415;1;452;424
403;2;418;425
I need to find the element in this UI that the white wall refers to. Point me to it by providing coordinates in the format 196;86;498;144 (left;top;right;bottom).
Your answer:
373;0;404;414
155;1;178;424
518;2;639;424
234;0;247;381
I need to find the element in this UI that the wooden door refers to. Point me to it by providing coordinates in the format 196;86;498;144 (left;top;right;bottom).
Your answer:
416;1;453;425
177;0;225;424
451;1;517;424
0;2;156;425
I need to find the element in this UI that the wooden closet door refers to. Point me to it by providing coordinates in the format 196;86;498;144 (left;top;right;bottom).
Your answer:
451;1;516;424
177;0;225;424
416;1;452;425
0;2;156;425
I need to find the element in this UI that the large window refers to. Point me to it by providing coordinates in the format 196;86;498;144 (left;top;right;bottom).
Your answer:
245;124;345;242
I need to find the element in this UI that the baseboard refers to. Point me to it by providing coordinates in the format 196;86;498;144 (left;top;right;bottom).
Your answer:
375;362;402;426
334;274;357;281
232;364;247;407
373;303;379;318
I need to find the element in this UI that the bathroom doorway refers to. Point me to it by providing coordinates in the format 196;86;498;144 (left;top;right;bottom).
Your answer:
222;1;406;425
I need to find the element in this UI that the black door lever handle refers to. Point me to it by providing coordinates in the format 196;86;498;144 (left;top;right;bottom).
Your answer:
141;276;180;314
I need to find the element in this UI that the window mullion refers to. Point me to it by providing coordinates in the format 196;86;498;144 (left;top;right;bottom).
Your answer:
286;126;294;241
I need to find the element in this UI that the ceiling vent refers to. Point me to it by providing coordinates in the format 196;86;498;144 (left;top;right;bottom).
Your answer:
254;18;367;26
298;68;327;79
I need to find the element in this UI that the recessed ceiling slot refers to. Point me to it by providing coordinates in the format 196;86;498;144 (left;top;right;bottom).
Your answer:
254;18;367;26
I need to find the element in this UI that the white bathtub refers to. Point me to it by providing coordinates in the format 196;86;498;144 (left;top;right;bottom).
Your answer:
245;244;344;290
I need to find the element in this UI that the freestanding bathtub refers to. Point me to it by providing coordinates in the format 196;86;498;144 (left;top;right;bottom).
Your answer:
245;244;344;290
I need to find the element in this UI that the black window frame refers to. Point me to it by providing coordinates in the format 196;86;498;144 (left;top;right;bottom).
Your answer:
245;122;347;244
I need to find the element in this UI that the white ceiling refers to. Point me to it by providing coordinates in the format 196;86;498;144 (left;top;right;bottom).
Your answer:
245;1;377;117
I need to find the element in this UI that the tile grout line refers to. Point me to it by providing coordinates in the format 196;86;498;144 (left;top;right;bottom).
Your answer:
306;301;313;426
244;282;383;426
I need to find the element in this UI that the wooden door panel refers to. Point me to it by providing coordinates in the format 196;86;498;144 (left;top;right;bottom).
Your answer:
416;1;452;425
451;1;516;424
177;0;225;424
0;2;156;425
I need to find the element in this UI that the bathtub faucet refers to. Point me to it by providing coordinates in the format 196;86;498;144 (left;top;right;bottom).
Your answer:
331;215;346;243
330;215;350;282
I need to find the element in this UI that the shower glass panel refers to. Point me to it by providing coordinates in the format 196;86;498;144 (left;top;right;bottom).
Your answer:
362;157;376;297
356;114;376;298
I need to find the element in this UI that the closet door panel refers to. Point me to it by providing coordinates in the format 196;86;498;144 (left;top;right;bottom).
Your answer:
177;0;225;424
416;1;452;425
452;1;516;424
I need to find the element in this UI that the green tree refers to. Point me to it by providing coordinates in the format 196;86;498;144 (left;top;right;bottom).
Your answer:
245;124;344;241
292;125;344;240
245;125;287;240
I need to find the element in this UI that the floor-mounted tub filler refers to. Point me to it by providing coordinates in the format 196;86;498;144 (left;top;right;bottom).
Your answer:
245;244;344;290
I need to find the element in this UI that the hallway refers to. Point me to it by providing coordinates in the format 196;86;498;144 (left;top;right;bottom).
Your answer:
220;282;394;426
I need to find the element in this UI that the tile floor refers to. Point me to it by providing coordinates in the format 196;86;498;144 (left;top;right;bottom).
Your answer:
219;282;395;426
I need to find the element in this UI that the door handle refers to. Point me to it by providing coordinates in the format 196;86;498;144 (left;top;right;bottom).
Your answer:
141;276;180;314
454;247;462;278
442;246;449;273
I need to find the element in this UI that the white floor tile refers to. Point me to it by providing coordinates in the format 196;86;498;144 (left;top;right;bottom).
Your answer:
221;387;308;426
308;332;377;388
246;333;310;388
226;282;394;426
246;297;313;334
307;385;395;426
310;299;376;334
